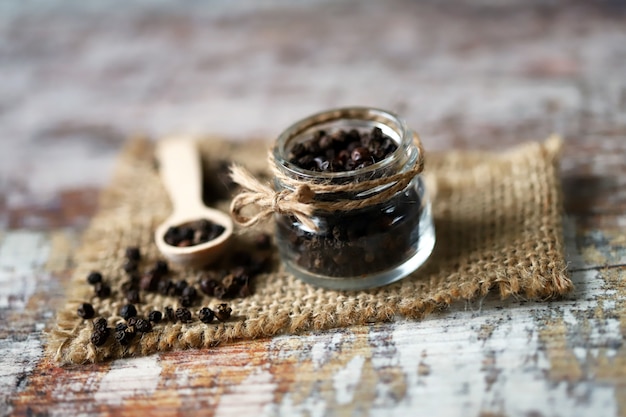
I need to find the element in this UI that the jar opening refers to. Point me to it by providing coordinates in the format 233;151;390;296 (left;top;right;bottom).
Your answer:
274;107;415;181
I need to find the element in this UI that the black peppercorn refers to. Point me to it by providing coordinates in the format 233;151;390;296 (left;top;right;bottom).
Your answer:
290;142;306;158
148;310;162;323
158;279;174;296
120;304;137;320
115;328;135;346
125;247;141;262
164;220;225;247
164;306;175;322
91;329;110;347
135;318;152;333
231;267;249;285
90;318;110;347
182;285;197;299
125;289;140;304
215;303;232;321
93;317;108;332
213;283;228;300
180;286;198;306
121;274;140;292
351;146;370;163
87;271;103;285
127;316;138;327
179;296;193;308
174;280;188;296
115;322;128;332
123;260;138;273
154;260;169;276
94;282;111;298
200;276;219;297
175;307;192;323
140;270;160;292
77;303;95;319
198;307;215;323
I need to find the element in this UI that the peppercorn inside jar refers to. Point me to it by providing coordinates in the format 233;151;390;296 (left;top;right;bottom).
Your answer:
272;107;435;290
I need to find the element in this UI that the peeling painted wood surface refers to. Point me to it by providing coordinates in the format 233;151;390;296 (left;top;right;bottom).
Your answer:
1;1;625;416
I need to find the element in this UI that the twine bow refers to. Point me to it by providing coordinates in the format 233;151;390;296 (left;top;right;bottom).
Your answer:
229;138;424;231
229;164;319;231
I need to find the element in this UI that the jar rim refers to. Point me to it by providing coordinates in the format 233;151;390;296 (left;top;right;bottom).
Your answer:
273;106;416;180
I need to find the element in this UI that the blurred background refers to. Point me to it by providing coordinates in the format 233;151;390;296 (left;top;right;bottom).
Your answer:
1;0;625;229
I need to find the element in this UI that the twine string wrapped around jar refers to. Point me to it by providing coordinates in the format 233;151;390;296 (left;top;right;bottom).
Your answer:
229;134;425;232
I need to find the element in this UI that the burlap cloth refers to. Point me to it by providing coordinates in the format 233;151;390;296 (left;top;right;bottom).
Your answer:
48;136;572;364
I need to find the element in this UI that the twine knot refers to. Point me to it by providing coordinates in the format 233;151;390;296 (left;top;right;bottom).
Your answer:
271;192;282;214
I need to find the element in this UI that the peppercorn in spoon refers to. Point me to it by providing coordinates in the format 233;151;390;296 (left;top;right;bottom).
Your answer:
154;137;233;267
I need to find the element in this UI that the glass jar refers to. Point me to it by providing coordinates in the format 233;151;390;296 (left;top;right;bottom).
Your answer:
272;107;435;290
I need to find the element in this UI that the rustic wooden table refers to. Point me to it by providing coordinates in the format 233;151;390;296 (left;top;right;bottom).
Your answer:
1;1;625;416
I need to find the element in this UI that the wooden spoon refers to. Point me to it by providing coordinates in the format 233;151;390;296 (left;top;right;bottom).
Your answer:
154;136;233;267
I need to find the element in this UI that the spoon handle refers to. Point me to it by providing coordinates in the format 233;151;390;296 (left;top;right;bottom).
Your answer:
156;137;205;213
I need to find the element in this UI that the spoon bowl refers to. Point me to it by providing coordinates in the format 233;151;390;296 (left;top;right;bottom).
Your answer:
154;137;233;267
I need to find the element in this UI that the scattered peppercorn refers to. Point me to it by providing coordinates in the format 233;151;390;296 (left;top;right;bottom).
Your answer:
158;279;175;296
231;267;249;286
135;318;152;333
175;307;192;323
90;318;110;346
123;260;138;273
140;270;160;292
198;307;215;323
125;247;141;262
213;283;227;299
115;327;135;346
199;275;219;297
179;285;198;307
93;317;108;331
154;260;169;276
121;274;140;293
182;285;197;299
94;282;111;298
91;329;110;347
125;289;140;304
164;219;225;247
215;303;232;321
87;271;103;285
148;310;162;323
77;302;95;319
174;280;188;296
164;306;175;322
221;273;236;293
120;304;137;320
81;230;269;351
179;296;192;308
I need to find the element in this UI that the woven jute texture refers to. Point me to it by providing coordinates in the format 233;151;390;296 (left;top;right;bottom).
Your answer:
48;136;572;364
